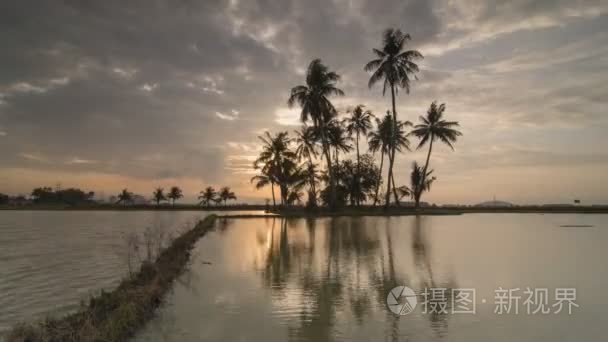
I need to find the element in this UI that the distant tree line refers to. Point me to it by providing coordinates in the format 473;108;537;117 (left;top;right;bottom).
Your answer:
29;187;95;205
114;185;237;207
0;185;239;208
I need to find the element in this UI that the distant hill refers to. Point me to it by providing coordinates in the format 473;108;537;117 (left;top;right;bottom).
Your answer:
474;200;514;208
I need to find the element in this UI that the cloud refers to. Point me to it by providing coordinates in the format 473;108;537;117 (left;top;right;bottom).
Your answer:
216;109;240;121
139;83;159;92
20;153;50;163
0;0;606;203
66;157;99;165
112;67;137;79
274;107;300;126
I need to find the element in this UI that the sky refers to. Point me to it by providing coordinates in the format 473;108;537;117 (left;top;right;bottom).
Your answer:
1;0;607;205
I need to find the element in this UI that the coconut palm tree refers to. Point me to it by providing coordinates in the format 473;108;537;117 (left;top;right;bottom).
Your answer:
365;28;422;208
198;186;217;208
294;125;320;206
368;112;411;206
299;162;322;207
288;59;344;209
218;186;237;206
327;119;352;166
409;101;462;208
167;186;183;206
254;131;297;205
368;115;389;206
152;187;166;206
397;162;436;208
116;188;133;206
345;105;373;206
251;171;277;208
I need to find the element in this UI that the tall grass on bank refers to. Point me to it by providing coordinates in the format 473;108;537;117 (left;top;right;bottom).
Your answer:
8;215;218;342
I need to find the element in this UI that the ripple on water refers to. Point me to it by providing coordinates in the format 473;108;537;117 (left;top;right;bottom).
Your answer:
0;210;224;334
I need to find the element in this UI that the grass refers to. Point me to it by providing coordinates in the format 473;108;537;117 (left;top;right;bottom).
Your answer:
7;214;218;342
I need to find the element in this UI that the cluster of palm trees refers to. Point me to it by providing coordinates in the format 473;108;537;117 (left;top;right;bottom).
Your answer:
152;186;183;206
117;186;183;206
251;28;462;209
198;186;237;207
115;186;237;207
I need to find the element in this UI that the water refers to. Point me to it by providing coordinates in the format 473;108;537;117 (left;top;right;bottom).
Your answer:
136;214;608;342
0;210;262;335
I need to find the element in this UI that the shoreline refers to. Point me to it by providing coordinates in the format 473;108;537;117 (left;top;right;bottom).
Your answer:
1;204;607;214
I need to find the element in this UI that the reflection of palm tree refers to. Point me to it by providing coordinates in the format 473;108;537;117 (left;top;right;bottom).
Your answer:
365;28;422;208
412;216;434;286
411;216;454;337
253;216;467;341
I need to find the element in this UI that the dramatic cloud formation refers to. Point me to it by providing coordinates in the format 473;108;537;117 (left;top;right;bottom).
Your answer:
1;0;607;204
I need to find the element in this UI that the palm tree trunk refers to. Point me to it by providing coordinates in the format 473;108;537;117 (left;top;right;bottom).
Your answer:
355;131;360;207
307;155;317;206
319;120;336;209
271;182;276;208
384;84;398;209
417;137;433;209
384;143;395;208
391;172;399;204
373;149;384;206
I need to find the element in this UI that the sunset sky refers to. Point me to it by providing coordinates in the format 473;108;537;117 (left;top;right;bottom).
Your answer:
1;0;607;205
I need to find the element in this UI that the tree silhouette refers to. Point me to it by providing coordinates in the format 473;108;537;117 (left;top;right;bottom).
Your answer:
397;162;436;207
251;172;277;208
167;186;183;206
345;105;374;206
365;28;422;208
116;188;133;206
368;112;410;206
409;102;462;208
152;187;166;206
294;125;320;207
218;186;237;206
327;119;353;166
288;59;344;209
254;131;298;205
198;186;217;207
299;162;322;207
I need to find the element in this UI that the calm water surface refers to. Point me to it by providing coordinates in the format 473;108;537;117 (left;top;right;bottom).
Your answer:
136;214;607;342
0;210;262;335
